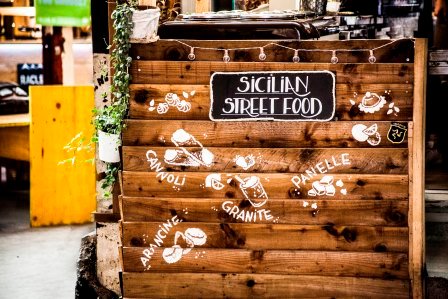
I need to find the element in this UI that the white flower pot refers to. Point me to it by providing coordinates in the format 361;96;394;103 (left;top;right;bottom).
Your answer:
98;130;121;163
130;8;160;43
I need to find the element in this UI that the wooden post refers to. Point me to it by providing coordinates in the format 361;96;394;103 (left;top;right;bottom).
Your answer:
195;0;211;12
410;38;427;299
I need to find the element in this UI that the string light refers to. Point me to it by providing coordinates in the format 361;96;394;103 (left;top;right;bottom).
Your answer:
259;47;267;61
188;47;196;61
330;50;338;64
169;38;413;64
368;50;377;64
223;49;230;63
292;49;300;63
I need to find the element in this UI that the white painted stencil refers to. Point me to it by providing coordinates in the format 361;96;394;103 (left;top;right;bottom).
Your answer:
350;90;401;116
352;123;381;146
162;228;207;264
164;129;214;167
307;175;347;197
205;173;225;190
234;154;256;170
149;90;195;114
234;175;269;208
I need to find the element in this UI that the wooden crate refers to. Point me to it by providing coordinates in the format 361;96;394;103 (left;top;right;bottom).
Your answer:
119;39;426;298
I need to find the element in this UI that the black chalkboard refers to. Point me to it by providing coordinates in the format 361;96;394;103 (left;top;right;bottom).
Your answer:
210;71;336;122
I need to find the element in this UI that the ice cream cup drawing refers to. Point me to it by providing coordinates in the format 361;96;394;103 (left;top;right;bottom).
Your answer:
235;175;268;208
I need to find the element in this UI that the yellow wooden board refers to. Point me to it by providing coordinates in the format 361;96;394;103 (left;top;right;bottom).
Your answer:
29;86;95;227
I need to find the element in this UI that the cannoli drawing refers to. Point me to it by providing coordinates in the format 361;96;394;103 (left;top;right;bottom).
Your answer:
164;129;214;167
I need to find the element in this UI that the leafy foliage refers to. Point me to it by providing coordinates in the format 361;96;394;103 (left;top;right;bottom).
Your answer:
93;1;136;198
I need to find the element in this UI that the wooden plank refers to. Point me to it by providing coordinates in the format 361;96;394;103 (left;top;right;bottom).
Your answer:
0;113;30;127
122;120;408;148
122;222;409;252
122;172;409;200
29;86;96;227
130;61;414;85
122;273;410;298
129;39;415;63
122;248;409;279
123;147;409;174
129;84;413;121
121;197;408;226
409;38;427;299
0;126;29;161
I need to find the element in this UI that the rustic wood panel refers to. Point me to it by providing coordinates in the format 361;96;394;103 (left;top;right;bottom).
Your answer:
122;172;408;200
122;222;409;252
409;39;427;299
122;120;408;148
122;273;410;299
122;248;409;279
120;197;408;226
130;39;415;63
130;61;414;85
123;147;409;174
129;83;413;121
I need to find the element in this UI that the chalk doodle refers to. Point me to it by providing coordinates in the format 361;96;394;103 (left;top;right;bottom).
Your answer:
387;122;408;144
350;90;400;116
162;228;207;264
164;129;214;167
291;153;351;189
234;175;269;208
149;91;194;114
352;123;381;146
146;150;187;187
234;154;256;170
307;176;347;197
140;216;183;269
205;173;225;190
221;200;274;222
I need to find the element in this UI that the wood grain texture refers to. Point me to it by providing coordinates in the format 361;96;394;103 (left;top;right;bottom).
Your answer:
129;39;415;63
122;222;409;252
0;126;29;161
130;61;414;85
409;38;427;299
122;273;410;298
120;197;408;226
129;83;413;121
122;248;409;279
122;172;409;200
122;120;408;148
123;147;409;174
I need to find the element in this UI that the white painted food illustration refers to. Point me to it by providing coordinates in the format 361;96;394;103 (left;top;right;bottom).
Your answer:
358;92;387;113
308;175;335;196
352;123;381;146
162;228;208;265
234;155;256;170
149;91;194;114
205;173;225;190
308;176;347;197
162;245;184;264
164;129;214;167
235;175;269;208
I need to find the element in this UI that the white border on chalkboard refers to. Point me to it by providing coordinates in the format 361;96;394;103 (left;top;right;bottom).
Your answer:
209;70;336;122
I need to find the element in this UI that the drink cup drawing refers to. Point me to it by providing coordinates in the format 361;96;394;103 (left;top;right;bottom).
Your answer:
234;175;269;208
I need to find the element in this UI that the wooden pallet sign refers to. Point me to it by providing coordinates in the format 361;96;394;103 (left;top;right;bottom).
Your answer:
209;71;336;121
119;38;426;299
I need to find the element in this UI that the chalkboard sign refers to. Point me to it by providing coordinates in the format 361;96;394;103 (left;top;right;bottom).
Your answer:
17;63;44;92
210;71;336;121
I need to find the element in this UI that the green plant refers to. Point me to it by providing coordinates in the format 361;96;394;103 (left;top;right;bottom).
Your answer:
93;0;136;198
